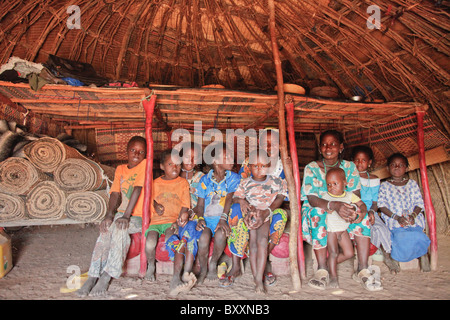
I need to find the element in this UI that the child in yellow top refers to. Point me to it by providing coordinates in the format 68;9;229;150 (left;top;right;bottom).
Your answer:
144;150;191;290
323;167;367;288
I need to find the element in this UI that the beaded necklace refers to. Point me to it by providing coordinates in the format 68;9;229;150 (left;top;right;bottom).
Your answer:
388;176;408;184
359;171;371;188
322;159;340;174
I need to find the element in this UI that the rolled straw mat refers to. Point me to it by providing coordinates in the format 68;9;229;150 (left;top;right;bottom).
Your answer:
54;158;115;192
23;137;84;173
0;157;51;195
65;190;109;222
26;181;66;220
0;193;26;222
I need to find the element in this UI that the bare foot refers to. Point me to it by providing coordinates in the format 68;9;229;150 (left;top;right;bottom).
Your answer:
206;262;218;281
76;277;97;297
219;268;242;287
169;272;197;297
145;263;156;281
329;277;339;289
255;281;267;294
383;252;400;274
182;271;194;282
89;272;111;297
197;269;207;285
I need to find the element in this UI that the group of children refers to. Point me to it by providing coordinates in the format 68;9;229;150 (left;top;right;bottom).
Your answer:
77;129;430;297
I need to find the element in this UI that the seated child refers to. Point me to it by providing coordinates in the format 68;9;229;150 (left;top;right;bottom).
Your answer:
165;209;202;296
229;150;287;293
352;145;398;273
144;150;192;292
76;136;147;297
237;128;289;285
195;142;241;284
178;141;205;215
322;167;367;288
377;153;430;271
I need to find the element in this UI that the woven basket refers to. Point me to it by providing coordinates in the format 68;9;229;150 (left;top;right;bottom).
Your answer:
310;86;339;98
274;83;306;95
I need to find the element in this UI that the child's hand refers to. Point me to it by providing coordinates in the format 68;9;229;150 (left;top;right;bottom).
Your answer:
188;209;196;220
246;208;267;230
196;217;206;231
170;222;179;233
368;210;375;225
100;215;113;233
215;219;231;237
407;214;416;226
239;198;251;215
243;210;255;228
397;216;410;227
352;208;364;224
335;202;357;222
153;200;165;216
177;211;189;228
115;215;130;230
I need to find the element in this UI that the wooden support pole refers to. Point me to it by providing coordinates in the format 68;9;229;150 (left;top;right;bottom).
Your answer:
416;109;437;271
139;91;157;277
285;97;306;280
268;0;301;291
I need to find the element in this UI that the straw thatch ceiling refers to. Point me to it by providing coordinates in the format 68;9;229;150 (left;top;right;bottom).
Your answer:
0;0;449;135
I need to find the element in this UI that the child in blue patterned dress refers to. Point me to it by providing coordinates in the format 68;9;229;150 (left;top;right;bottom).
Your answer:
195;142;241;284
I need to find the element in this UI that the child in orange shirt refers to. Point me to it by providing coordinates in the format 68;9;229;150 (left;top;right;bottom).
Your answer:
144;150;193;294
77;136;147;297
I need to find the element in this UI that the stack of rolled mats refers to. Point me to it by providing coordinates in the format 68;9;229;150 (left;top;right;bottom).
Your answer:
0;125;115;223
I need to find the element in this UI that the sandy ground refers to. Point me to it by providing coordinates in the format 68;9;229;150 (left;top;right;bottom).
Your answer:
0;223;449;302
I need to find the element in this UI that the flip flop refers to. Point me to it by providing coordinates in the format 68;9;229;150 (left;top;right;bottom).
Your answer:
352;267;383;292
217;262;228;279
219;275;235;288
60;272;89;293
307;269;329;290
264;272;277;286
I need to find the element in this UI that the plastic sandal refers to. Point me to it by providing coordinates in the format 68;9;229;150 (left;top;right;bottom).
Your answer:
219;275;235;288
264;272;277;286
352;267;383;291
307;269;329;290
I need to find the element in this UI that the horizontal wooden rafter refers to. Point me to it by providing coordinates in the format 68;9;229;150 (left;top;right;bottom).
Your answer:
0;81;424;134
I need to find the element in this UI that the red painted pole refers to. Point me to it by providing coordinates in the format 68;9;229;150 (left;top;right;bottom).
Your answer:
285;99;306;280
139;93;157;277
416;109;437;271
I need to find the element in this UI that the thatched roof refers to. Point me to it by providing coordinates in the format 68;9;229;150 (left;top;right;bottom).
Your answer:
0;0;448;134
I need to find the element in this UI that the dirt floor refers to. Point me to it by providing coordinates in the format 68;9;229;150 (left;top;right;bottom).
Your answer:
0;223;449;301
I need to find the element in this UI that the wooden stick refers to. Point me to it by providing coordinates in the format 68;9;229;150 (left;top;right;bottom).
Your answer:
268;0;301;291
416;109;437;271
438;163;450;222
285;97;306;280
140;91;157;278
431;164;450;224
